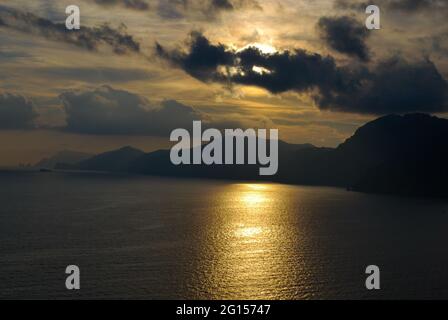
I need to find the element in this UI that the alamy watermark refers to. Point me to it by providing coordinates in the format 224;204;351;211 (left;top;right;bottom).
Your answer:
65;265;80;290
366;5;381;30
170;121;279;176
64;4;380;30
365;265;380;290
65;5;80;30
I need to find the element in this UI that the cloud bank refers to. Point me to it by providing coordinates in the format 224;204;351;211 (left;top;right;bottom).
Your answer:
60;86;203;136
90;0;261;19
335;0;448;12
157;32;448;114
317;16;370;61
0;93;38;129
0;5;141;55
94;0;150;10
156;0;261;19
317;58;448;114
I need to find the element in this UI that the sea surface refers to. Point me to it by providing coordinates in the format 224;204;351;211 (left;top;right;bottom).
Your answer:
1;171;448;299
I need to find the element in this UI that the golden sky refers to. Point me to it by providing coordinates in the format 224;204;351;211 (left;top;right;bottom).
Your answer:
0;0;447;165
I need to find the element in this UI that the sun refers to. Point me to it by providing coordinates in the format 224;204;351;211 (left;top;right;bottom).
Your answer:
238;43;277;55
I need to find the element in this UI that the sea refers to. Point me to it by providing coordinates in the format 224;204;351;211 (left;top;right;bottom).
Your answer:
1;171;448;299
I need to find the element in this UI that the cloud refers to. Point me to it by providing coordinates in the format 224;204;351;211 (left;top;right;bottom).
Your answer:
430;32;448;56
93;0;150;10
0;93;38;129
335;0;448;12
156;31;355;93
318;57;448;114
156;0;261;20
91;0;261;18
36;67;154;83
157;32;448;114
384;0;447;12
317;16;370;62
60;86;204;136
0;5;141;55
0;49;32;60
156;31;234;81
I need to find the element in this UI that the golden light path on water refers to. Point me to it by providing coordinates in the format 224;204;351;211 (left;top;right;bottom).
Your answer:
189;182;318;300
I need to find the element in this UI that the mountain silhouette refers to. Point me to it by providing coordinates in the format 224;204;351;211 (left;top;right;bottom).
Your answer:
34;150;93;169
54;114;448;198
347;114;448;197
128;141;316;181
57;146;144;172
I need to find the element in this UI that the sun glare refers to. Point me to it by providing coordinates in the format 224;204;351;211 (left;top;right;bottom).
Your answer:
242;193;266;206
235;226;263;238
238;43;277;55
238;184;271;206
252;66;272;74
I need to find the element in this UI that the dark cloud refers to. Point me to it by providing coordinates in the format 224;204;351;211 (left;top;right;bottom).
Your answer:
211;0;233;11
0;5;140;55
156;31;356;93
0;93;38;129
60;86;203;136
335;0;448;12
91;0;261;17
156;31;234;81
156;0;261;20
157;32;448;114
94;0;150;10
431;33;448;56
387;0;446;11
317;16;370;62
334;0;372;10
318;57;448;114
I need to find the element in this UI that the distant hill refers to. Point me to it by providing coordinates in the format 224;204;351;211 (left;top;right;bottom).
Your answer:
35;150;93;169
56;146;145;172
348;114;448;197
127;140;316;180
55;114;448;198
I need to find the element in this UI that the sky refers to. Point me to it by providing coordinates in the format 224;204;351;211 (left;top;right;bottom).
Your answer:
0;0;447;165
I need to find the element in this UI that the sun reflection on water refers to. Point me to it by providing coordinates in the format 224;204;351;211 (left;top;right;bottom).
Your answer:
235;225;263;238
192;182;307;300
239;183;270;206
241;193;266;206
